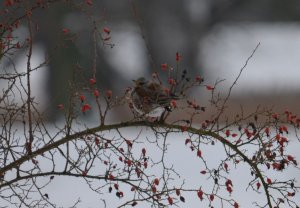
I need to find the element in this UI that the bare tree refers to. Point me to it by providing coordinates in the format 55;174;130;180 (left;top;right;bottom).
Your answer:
0;1;299;208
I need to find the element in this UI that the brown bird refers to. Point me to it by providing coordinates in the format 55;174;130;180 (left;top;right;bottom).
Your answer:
131;77;178;117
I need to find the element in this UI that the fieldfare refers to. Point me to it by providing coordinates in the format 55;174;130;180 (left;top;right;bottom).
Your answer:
131;77;178;117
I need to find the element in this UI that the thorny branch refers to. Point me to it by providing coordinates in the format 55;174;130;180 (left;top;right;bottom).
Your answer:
0;1;299;208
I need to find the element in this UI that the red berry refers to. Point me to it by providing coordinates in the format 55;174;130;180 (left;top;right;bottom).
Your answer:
81;104;91;113
206;85;214;90
89;78;96;85
256;182;261;190
197;150;202;157
197;190;203;200
200;170;206;174
161;63;168;70
153;178;159;186
168;196;173;205
103;27;111;34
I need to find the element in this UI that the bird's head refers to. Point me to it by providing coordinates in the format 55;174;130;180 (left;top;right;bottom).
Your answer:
132;77;148;86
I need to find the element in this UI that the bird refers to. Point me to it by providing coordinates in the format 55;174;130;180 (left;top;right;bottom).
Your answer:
131;77;179;117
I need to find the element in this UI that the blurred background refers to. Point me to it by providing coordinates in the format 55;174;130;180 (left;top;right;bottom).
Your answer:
1;1;300;207
2;0;300;119
1;0;300;119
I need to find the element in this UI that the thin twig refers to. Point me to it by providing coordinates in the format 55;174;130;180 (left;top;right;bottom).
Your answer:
129;0;157;71
215;43;261;121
